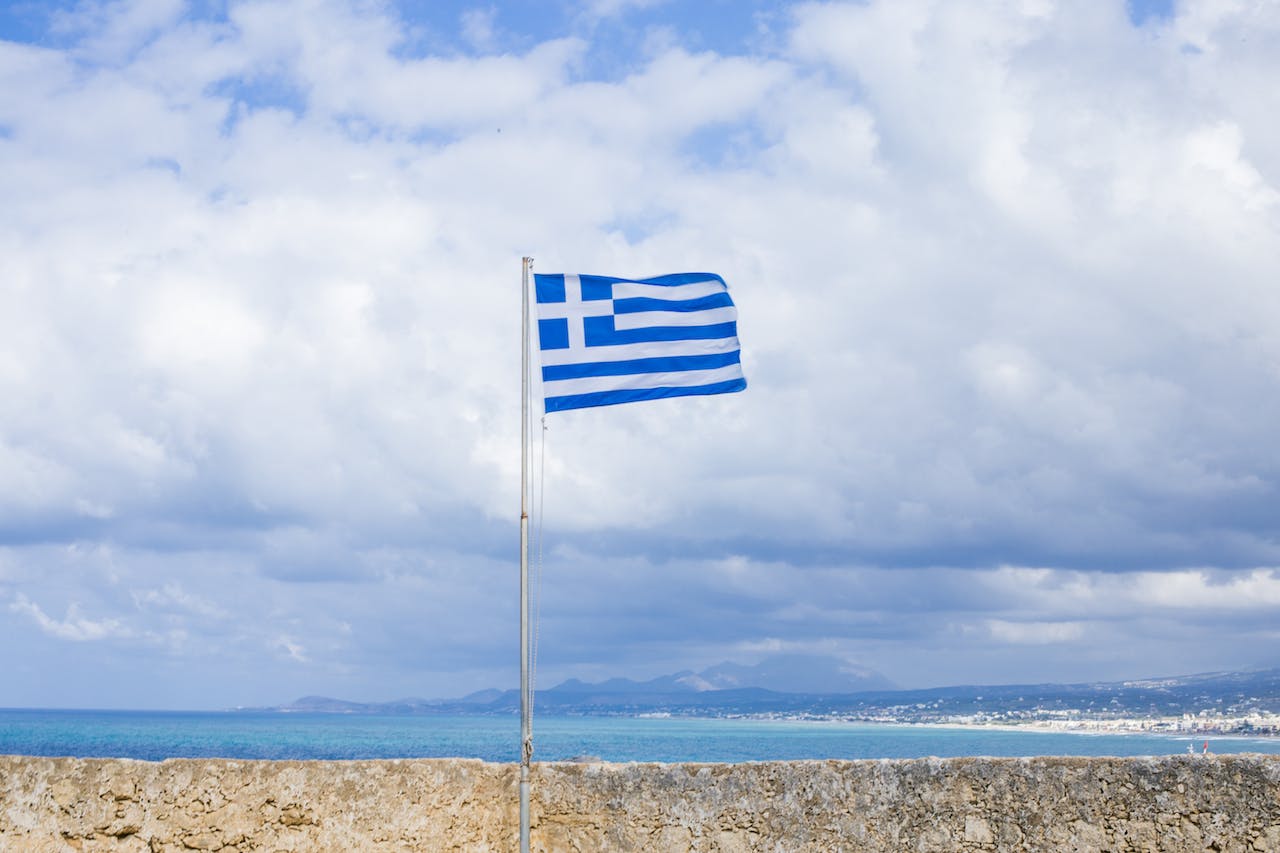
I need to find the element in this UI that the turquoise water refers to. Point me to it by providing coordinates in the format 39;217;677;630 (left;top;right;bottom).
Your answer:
2;710;1277;763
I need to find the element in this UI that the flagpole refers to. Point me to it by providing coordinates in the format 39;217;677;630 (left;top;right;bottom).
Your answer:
519;256;533;853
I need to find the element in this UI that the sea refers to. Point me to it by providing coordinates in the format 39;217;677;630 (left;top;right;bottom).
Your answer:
3;709;1279;763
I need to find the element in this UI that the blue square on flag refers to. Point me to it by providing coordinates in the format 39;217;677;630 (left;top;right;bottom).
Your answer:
533;272;746;413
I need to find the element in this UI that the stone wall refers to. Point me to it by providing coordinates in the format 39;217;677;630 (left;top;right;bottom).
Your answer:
2;754;1279;851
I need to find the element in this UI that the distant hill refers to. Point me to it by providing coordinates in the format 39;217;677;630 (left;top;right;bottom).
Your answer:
260;661;1280;721
273;695;443;714
456;688;504;705
265;654;890;714
697;655;894;694
479;654;894;711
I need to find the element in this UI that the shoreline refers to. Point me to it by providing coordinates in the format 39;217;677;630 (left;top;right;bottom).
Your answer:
640;712;1280;737
690;712;1280;740
908;720;1276;741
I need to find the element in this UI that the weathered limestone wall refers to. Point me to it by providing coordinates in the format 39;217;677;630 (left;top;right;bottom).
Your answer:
2;754;1279;852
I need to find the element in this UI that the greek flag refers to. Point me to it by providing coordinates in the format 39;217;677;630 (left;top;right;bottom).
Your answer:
534;272;746;413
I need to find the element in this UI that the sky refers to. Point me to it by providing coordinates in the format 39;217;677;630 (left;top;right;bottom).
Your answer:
0;0;1277;710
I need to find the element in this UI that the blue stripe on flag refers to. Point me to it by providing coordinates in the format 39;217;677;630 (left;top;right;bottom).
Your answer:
544;378;747;413
613;293;734;314
584;316;737;346
542;350;741;382
573;272;726;289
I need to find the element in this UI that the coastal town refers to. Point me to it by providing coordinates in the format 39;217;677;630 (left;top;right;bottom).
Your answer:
853;709;1280;738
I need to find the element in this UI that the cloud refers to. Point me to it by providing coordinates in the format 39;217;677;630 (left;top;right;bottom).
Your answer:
0;0;1278;706
460;7;498;51
52;0;187;64
983;620;1086;646
581;0;671;23
275;634;310;663
9;593;132;642
131;582;230;620
1123;568;1280;611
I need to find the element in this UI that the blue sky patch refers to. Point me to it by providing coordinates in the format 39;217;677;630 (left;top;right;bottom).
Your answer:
1126;0;1176;26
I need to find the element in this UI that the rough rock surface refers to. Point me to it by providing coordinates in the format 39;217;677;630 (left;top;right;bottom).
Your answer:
2;754;1278;851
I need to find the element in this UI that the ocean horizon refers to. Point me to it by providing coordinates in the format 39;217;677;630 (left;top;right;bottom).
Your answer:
4;708;1279;764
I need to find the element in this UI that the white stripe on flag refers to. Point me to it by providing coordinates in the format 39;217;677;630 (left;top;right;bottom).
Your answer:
543;364;745;398
610;280;725;301
613;305;738;330
537;336;740;366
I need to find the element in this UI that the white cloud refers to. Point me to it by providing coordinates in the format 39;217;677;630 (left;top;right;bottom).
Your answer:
54;0;187;64
984;619;1086;645
1129;569;1280;610
582;0;670;22
131;582;230;620
276;634;310;663
460;7;498;51
9;593;132;642
981;565;1280;619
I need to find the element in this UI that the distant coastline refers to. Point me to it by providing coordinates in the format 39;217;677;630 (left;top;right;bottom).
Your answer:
626;711;1280;741
906;718;1279;740
259;664;1280;728
706;711;1280;739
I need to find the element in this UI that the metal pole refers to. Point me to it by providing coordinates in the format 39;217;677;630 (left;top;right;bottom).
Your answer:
519;256;532;853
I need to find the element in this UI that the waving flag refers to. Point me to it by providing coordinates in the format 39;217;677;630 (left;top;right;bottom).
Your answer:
534;272;746;413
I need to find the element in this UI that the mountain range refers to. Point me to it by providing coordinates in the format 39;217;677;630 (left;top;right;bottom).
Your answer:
260;657;1280;721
